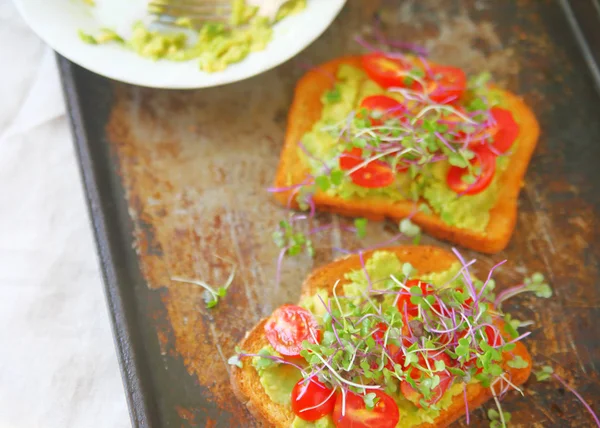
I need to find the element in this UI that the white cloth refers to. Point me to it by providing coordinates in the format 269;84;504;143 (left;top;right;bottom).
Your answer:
0;1;130;427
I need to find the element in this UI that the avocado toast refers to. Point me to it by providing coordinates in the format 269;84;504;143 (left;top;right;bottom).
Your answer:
230;246;532;427
272;55;540;253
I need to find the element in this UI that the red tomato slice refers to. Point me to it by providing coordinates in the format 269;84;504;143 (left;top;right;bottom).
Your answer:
332;390;400;428
362;53;415;89
372;322;389;346
291;377;336;421
349;163;395;188
264;305;320;357
339;147;365;171
396;279;436;317
424;65;467;104
370;323;409;369
489;107;519;153
359;95;407;126
338;148;395;188
446;145;497;195
480;325;503;347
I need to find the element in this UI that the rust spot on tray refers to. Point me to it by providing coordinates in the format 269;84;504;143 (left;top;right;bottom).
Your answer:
105;0;599;425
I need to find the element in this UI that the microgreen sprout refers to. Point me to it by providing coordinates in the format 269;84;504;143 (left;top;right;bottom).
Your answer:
399;218;421;244
495;272;552;308
354;218;368;239
534;365;554;381
171;263;235;308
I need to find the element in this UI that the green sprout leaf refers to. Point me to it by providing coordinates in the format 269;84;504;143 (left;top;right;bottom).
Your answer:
523;272;552;298
456;338;471;358
330;169;344;186
534;365;554;381
400;218;421;238
354;218;368;239
402;262;415;278
363;392;379;410
448;152;469;168
227;355;243;368
507;355;529;369
315;175;330;192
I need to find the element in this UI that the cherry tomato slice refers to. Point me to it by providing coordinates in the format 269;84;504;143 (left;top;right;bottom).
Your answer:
424;65;467;104
291;377;336;421
264;305;320;357
446;145;497;195
370;323;408;370
359;95;407;126
480;324;503;347
362;53;415;89
349;163;395;188
332;390;400;428
339;147;365;171
396;279;436;317
489;107;519;153
372;322;389;346
338;148;395;188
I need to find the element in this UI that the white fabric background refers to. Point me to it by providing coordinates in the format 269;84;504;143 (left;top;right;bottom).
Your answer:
0;1;130;426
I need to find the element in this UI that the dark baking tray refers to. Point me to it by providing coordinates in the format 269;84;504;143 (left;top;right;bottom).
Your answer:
58;0;600;427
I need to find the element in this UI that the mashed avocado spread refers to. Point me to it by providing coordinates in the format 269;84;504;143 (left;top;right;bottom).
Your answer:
299;64;520;233
252;251;475;428
79;0;306;72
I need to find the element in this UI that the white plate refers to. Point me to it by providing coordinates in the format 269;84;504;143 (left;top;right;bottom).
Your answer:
13;0;346;89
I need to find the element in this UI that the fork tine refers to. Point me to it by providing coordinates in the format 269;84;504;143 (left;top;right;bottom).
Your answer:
149;1;231;10
148;0;232;25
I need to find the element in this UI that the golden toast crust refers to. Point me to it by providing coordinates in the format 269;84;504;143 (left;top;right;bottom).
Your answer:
230;246;532;427
273;57;540;254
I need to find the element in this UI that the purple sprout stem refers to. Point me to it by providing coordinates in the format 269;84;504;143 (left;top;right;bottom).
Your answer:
308;224;336;236
477;259;507;301
552;373;600;427
494;284;527;307
505;331;532;345
275;245;290;291
435;131;456;152
451;248;479;304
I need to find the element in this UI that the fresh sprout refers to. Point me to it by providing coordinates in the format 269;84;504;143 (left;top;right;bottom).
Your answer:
171;263;235;308
534;365;554;381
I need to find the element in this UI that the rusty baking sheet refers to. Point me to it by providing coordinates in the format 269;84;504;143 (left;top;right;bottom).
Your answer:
59;0;600;426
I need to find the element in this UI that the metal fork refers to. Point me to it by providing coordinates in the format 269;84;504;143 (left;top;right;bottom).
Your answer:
148;0;232;27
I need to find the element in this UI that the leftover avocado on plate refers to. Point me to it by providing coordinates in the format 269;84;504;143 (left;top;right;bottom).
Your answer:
79;0;306;72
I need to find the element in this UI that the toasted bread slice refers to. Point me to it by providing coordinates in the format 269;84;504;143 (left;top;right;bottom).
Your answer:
273;56;540;254
230;245;532;427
